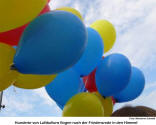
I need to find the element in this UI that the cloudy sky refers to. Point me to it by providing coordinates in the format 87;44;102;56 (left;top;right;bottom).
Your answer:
0;0;156;117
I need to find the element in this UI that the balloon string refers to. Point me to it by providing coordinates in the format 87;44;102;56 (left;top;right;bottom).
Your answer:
84;77;88;90
84;77;88;86
82;77;88;92
78;77;88;93
0;91;4;111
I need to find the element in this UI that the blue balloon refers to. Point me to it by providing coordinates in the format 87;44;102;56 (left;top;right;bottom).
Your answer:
114;67;145;102
45;68;85;108
95;53;132;97
13;11;87;74
56;78;86;110
73;27;104;76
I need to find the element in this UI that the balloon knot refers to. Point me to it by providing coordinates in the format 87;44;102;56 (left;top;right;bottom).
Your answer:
10;64;18;71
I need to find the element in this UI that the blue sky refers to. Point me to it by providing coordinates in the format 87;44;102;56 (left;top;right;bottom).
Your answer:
0;0;156;117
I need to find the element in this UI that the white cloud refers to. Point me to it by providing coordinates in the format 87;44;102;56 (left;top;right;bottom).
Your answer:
144;82;156;90
33;88;55;106
0;87;62;117
0;87;34;116
50;0;156;27
49;0;71;9
49;0;156;82
33;88;62;112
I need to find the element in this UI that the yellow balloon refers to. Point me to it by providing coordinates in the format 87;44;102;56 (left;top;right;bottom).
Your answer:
55;7;83;21
63;93;104;117
94;92;113;116
0;0;47;32
14;73;56;89
0;43;18;91
90;20;116;53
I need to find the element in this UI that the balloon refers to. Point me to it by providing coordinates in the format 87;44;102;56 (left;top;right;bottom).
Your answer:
0;0;47;32
95;53;131;97
63;93;104;117
83;69;97;92
45;68;85;107
73;27;104;76
55;7;83;21
114;67;145;102
0;24;27;46
13;11;87;74
0;43;18;91
90;20;116;53
94;92;113;116
0;0;48;32
13;73;56;89
111;97;116;105
0;4;51;46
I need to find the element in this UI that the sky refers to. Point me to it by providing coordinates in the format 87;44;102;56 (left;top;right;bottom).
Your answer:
0;0;156;117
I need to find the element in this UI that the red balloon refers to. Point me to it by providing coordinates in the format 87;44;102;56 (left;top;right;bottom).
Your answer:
0;4;50;46
83;69;97;92
111;97;116;105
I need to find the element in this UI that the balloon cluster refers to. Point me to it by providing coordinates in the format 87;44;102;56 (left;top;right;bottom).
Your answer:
0;1;145;117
